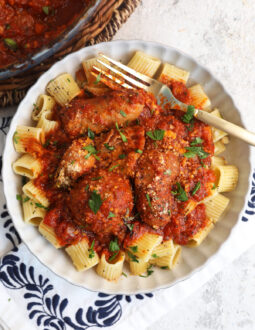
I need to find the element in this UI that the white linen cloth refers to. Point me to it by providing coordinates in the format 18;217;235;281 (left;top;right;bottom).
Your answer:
0;107;254;330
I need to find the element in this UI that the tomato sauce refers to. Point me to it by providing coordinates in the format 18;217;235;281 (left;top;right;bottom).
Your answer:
0;0;93;68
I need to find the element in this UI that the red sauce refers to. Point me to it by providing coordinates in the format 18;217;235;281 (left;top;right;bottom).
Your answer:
0;0;93;68
21;84;216;254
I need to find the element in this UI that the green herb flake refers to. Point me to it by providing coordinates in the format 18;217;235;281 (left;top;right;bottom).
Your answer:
87;128;95;140
190;137;204;146
171;183;188;202
126;223;134;231
4;38;17;51
83;144;100;160
108;251;119;262
139;264;154;278
119;154;126;159
122;272;127;277
146;129;165;141
104;143;115;151
13;131;19;144
120;110;127;117
109;239;120;252
192;181;201;195
109;164;120;172
91;176;102;181
94;72;101;85
88;239;95;259
35;203;49;210
127;250;139;263
88;191;102;214
70;160;75;165
108;211;116;218
42;6;50;15
182;105;195;124
130;245;138;253
115;122;127;143
85;184;89;192
23;196;30;203
135;149;143;154
146;193;152;208
183;146;209;159
152;253;158;258
16;194;22;201
212;183;217;190
161;266;169;269
164;169;172;175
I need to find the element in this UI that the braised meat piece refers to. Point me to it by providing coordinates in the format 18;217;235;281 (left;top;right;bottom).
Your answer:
59;91;146;138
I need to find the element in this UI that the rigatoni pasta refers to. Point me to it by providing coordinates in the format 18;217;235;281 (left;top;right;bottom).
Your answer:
12;50;238;282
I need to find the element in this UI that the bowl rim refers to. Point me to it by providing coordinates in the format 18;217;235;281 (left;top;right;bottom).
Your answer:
2;39;252;294
0;0;102;80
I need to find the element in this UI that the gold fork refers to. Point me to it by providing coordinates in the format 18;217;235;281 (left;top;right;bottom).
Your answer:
93;54;255;146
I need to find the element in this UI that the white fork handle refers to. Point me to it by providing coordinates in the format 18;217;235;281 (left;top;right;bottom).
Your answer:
195;110;255;146
157;85;255;146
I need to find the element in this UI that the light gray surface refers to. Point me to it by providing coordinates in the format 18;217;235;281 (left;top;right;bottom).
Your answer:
114;0;255;329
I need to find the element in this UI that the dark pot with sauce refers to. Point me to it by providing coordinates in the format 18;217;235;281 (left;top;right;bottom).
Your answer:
0;0;101;80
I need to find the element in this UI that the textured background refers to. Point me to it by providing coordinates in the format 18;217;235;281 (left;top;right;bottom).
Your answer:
114;0;255;329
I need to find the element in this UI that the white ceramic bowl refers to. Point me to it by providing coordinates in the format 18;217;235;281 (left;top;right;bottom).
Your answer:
2;40;251;294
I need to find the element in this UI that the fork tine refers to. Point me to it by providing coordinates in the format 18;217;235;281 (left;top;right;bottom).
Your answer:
99;53;154;84
96;59;150;91
92;67;134;90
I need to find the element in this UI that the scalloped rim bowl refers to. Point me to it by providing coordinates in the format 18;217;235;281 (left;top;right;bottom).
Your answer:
2;40;251;294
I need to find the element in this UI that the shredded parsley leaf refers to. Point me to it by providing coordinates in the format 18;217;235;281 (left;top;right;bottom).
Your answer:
182;105;195;123
135;149;143;154
83;144;100;160
115;122;127;142
122;272;127;277
88;191;102;214
42;6;50;15
190;137;204;146
183;146;209;159
139;264;154;278
94;72;101;85
87;128;95;140
88;240;95;258
4;38;17;51
108;251;119;262
16;194;22;201
13;131;19;144
171;183;188;202
104;143;115;151
146;193;152;208
85;184;89;192
192;181;201;195
109;239;120;252
127;250;139;263
119;154;126;159
161;266;169;269
126;223;134;231
146;129;165;141
212;183;217;190
35;203;49;210
23;196;30;203
152;253;158;258
108;212;116;218
91;176;102;181
120;110;127;117
109;164;120;172
130;246;138;253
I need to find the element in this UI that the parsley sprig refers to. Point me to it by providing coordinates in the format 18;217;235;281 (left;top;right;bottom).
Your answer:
115;123;127;142
83;144;100;161
139;264;154;278
192;181;201;195
182;105;195;123
88;240;95;258
183;146;209;159
88;191;102;214
146;129;165;141
171;182;188;202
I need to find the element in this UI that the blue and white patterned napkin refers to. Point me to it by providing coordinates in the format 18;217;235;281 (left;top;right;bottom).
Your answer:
0;108;254;330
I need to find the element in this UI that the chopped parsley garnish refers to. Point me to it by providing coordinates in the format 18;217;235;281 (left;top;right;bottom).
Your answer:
109;164;120;172
122;272;127;277
135;149;143;154
186;119;195;132
146;129;165;141
171;183;188;202
120;110;127;117
115;122;127;142
139;264;154;278
94;72;101;85
67;78;71;83
104;143;115;151
183;146;209;159
164;169;172;175
88;191;102;214
85;184;89;191
35;203;49;210
152;253;158;258
87;128;95;140
136;119;140;125
161;266;169;269
42;6;50;15
16;194;22;201
146;193;152;208
126;223;134;232
91;176;102;181
109;239;120;252
130;245;138;253
43;140;50;148
108;251;119;262
212;183;217;190
168;210;171;216
108;212;116;218
83;144;100;160
190;137;204;146
127;250;139;263
182;105;195;123
119;154;126;159
88;240;95;259
23;196;30;203
13;131;19;144
70;160;75;165
192;181;201;195
4;38;17;51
